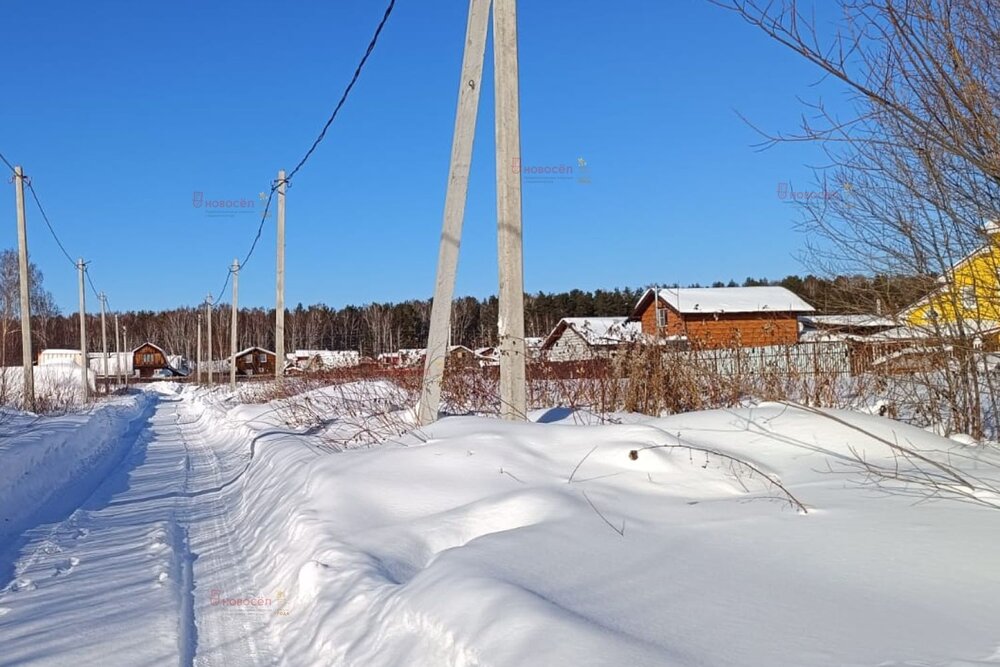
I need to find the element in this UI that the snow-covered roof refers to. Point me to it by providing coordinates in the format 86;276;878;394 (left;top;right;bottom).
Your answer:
638;287;814;315
800;314;896;329
229;346;276;361
541;317;641;350
131;342;169;356
292;350;361;368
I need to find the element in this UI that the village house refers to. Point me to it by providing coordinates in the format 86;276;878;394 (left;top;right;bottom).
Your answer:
540;317;641;361
131;342;186;378
629;286;814;349
286;349;362;373
377;346;477;369
231;347;277;376
899;221;1000;346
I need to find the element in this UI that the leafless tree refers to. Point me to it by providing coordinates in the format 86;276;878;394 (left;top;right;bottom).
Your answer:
718;0;1000;436
0;250;59;366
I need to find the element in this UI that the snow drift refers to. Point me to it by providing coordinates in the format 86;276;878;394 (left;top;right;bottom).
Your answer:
186;387;1000;666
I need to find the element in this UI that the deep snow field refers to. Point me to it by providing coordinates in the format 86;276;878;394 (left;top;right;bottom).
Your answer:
1;382;999;666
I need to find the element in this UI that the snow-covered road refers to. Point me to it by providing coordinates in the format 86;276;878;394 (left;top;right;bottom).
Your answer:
0;393;279;666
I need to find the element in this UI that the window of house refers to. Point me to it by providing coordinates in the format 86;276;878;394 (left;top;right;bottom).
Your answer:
655;307;668;328
143;353;153;363
259;353;267;363
962;285;977;310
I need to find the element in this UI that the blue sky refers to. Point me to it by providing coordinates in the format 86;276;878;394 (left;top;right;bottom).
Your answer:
1;1;849;313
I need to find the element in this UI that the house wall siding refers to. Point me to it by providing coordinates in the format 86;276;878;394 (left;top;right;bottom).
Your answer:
133;344;169;378
906;243;1000;327
236;350;276;376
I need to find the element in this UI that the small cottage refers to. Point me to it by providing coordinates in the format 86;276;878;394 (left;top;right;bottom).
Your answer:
540;317;641;361
132;342;175;378
231;347;277;376
288;349;362;373
630;286;814;349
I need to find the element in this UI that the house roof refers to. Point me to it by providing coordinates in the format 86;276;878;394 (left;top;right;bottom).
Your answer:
131;342;169;357
799;314;896;329
229;346;276;361
292;350;361;368
633;286;814;317
541;317;641;350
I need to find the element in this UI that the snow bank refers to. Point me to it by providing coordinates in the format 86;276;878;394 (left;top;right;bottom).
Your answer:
0;392;152;552
188;387;1000;666
0;363;96;409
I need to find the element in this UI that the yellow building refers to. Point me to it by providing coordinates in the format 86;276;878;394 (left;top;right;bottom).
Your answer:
902;226;1000;337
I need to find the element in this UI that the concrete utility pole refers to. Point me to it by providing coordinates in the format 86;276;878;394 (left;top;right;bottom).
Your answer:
196;312;203;384
493;0;527;420
229;259;239;392
416;0;491;425
99;293;109;394
122;324;129;389
275;169;287;379
114;313;122;389
13;166;34;410
205;294;213;386
77;258;88;401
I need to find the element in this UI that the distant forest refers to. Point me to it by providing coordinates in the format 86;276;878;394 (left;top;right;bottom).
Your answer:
10;273;933;361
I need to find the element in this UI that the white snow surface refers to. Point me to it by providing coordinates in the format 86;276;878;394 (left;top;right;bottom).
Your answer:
0;363;96;406
0;385;999;666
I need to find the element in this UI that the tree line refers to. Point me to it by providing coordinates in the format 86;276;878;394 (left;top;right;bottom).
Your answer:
0;250;934;362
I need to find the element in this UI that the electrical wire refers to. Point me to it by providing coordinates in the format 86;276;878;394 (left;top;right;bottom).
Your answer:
25;181;77;268
230;0;395;278
0;150;15;174
286;0;396;183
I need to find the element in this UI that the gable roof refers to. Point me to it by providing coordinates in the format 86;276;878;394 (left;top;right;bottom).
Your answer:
131;341;168;357
632;286;814;317
230;346;276;361
541;317;641;350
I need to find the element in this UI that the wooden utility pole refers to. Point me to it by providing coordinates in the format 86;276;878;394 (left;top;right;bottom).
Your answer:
275;169;287;379
229;260;239;392
205;294;213;386
13;166;34;410
196;312;203;384
77;258;88;401
494;0;527;420
99;292;109;394
416;0;492;425
114;313;122;389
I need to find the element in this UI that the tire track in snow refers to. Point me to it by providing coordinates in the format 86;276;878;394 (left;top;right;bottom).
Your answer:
167;399;276;667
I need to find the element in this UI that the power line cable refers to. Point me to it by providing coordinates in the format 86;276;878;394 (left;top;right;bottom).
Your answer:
0;150;15;174
286;0;396;183
229;0;395;279
25;181;77;268
191;0;395;306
